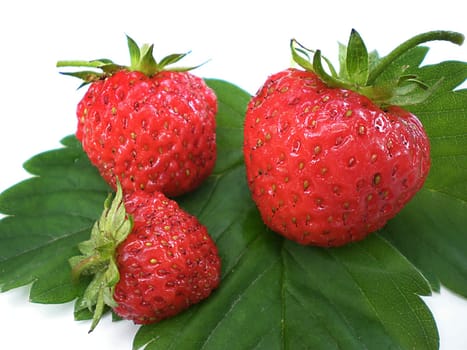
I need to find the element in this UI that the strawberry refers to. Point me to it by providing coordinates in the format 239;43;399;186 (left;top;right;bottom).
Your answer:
58;36;217;197
244;30;464;247
70;183;221;331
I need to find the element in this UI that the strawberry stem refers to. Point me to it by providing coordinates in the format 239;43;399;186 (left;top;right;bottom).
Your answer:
367;30;465;84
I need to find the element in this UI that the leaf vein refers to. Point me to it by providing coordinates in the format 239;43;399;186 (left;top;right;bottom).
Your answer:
0;220;89;264
200;253;280;349
283;246;368;350
329;242;431;349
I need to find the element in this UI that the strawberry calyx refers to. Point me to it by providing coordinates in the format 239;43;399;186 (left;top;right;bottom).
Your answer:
291;29;464;107
57;35;204;87
69;181;133;332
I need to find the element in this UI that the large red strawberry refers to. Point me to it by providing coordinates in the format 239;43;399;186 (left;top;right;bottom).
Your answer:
70;183;221;331
243;30;464;247
58;36;217;197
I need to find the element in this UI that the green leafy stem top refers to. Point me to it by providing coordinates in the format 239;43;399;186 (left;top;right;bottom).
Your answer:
69;181;133;332
56;35;204;87
291;30;464;107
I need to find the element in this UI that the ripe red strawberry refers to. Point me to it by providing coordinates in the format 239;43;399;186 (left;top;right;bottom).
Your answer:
244;30;464;247
58;36;217;197
70;183;221;331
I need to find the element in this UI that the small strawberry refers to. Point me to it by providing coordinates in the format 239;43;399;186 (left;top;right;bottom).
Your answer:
244;30;464;247
70;183;221;331
58;36;217;197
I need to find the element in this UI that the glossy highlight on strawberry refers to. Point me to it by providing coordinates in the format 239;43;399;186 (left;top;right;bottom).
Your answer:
76;69;217;197
244;68;430;247
114;190;221;324
69;183;221;330
244;30;463;247
58;36;217;197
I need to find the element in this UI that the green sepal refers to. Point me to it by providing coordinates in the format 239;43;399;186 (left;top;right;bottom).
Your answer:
159;52;209;73
127;34;159;76
387;77;444;106
57;59;125;88
291;39;337;76
291;29;465;107
59;71;104;86
159;52;191;68
345;29;369;86
58;35;206;84
312;50;352;90
69;181;133;332
56;59;113;69
56;59;123;73
291;39;315;72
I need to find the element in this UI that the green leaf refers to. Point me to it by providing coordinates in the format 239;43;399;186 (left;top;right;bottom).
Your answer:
0;79;439;348
388;78;444;106
0;138;110;302
366;46;429;104
207;79;250;174
382;189;467;295
134;226;437;350
413;60;467;94
381;58;467;296
367;30;464;85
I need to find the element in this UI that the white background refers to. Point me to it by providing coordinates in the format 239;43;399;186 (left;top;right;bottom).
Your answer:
0;1;466;349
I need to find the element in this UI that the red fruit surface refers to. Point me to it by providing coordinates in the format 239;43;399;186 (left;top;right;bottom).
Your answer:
113;190;221;324
243;68;431;247
76;70;217;197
